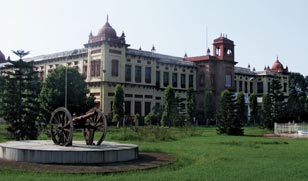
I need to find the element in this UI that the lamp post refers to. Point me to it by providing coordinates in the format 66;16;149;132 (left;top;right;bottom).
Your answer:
65;49;78;109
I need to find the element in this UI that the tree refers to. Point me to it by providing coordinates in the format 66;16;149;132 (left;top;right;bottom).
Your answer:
269;78;286;124
112;84;124;123
204;91;215;125
217;89;243;135
39;65;88;124
287;73;307;121
185;88;195;124
236;92;247;125
161;86;176;127
1;50;41;140
144;112;158;126
249;93;258;125
262;93;272;129
0;76;5;116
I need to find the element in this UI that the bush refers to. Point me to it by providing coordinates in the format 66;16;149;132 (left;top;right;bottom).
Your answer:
144;112;159;126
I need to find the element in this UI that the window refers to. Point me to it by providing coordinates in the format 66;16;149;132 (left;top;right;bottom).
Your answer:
244;82;248;93
125;64;131;82
239;81;243;92
111;60;119;76
135;66;142;83
234;81;237;91
225;74;231;87
156;71;160;88
90;60;100;77
250;82;253;93
125;101;131;116
189;75;194;88
83;65;87;77
257;82;263;94
135;101;141;115
145;67;151;83
172;73;178;87
145;102;151;116
283;83;287;92
181;74;186;88
163;72;169;87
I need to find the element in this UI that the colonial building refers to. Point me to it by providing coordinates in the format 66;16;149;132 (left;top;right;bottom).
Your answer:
0;18;290;118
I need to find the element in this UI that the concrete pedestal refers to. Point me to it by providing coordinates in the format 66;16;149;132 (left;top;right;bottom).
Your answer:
0;140;138;164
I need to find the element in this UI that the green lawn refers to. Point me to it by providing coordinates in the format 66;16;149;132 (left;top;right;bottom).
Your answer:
1;126;308;181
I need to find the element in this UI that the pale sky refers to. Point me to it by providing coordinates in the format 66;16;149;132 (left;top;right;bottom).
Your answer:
1;0;307;76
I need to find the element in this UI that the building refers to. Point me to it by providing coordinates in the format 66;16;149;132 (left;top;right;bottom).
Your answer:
0;18;290;118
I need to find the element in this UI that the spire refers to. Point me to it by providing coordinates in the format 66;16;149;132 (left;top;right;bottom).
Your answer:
206;48;211;55
151;45;156;52
139;46;142;51
89;31;93;38
107;14;109;23
248;64;251;69
184;52;188;57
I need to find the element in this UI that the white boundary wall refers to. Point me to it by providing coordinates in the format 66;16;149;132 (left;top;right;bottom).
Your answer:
274;122;308;135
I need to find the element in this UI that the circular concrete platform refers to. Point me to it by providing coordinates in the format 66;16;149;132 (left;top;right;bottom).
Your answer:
0;140;138;164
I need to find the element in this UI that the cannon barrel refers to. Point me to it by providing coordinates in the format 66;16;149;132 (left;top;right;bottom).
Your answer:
72;111;96;122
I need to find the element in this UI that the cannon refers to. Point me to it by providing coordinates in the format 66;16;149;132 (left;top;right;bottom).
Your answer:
48;107;107;146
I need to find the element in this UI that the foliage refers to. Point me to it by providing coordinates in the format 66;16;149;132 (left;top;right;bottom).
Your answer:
134;113;140;127
39;65;88;124
185;88;195;124
1;55;41;140
249;93;258;125
110;126;201;142
112;84;124;122
217;89;243;135
204;91;215;122
289;72;307;96
144;112;159;126
175;95;186;126
161;86;177;127
262;93;272;129
85;94;96;111
236;92;247;124
269;78;286;124
287;73;307;121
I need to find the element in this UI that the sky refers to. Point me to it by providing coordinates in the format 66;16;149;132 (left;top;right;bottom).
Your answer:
1;0;308;76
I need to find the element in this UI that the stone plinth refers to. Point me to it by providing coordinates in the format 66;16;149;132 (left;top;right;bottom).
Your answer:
0;140;138;164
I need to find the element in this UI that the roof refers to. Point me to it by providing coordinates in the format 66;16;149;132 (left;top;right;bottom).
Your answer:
234;67;255;75
184;55;214;62
126;48;195;67
22;48;87;63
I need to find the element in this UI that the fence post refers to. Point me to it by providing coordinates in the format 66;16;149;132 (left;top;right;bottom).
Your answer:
274;122;278;135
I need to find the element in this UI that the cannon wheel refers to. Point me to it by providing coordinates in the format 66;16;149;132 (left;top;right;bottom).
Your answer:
83;107;107;145
49;107;73;146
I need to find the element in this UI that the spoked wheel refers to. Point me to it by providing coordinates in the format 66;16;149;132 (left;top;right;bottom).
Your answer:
49;107;73;146
83;107;107;145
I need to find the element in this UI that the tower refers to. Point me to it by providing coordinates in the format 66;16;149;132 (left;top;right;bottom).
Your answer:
213;34;235;61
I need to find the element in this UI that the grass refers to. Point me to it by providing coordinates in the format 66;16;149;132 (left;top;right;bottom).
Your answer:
1;126;308;180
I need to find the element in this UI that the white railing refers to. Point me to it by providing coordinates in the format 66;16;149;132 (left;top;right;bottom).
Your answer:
274;122;308;135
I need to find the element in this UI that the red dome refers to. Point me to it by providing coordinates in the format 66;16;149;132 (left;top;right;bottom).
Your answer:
271;59;284;71
97;21;117;40
0;50;6;62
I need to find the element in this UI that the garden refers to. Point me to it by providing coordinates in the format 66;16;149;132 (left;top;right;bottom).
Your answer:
1;125;308;181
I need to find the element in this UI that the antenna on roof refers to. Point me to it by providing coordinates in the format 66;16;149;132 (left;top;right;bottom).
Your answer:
107;14;109;22
206;26;208;53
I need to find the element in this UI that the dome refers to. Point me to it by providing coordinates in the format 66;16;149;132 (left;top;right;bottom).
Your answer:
97;21;117;40
271;58;284;71
0;50;6;62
